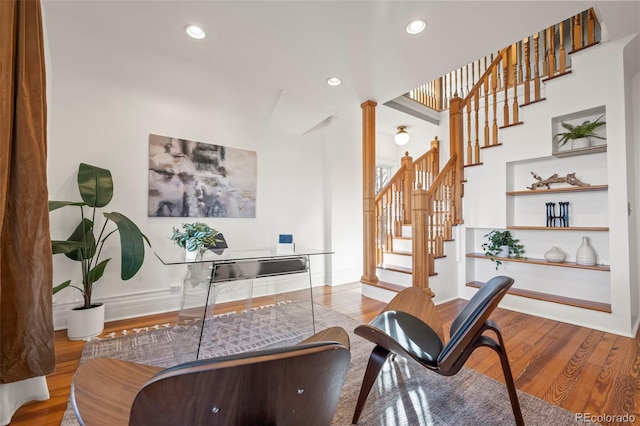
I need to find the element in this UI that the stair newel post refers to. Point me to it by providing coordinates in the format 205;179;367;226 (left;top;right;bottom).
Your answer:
411;183;434;297
361;100;378;285
401;152;414;227
448;95;464;225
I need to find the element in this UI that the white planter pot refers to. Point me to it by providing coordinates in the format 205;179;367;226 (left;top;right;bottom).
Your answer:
571;137;590;150
497;245;510;258
185;248;199;261
67;303;105;341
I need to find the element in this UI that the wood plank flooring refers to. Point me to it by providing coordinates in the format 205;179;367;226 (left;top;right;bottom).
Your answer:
9;282;640;425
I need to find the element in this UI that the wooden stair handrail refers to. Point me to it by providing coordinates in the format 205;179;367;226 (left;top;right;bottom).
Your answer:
462;47;508;105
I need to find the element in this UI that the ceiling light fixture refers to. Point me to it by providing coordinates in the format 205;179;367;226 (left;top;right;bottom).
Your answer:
395;126;410;146
185;24;206;39
326;77;342;86
406;20;426;35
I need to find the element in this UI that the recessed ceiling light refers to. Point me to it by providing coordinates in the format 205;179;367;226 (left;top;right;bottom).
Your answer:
326;77;342;86
406;20;426;35
185;24;206;39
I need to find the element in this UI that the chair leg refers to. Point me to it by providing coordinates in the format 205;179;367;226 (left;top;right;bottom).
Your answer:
352;345;391;424
485;322;524;426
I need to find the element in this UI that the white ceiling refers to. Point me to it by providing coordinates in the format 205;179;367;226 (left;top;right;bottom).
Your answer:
42;1;640;143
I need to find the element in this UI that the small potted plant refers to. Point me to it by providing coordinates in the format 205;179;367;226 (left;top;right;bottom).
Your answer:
170;222;224;260
554;114;606;150
481;230;525;269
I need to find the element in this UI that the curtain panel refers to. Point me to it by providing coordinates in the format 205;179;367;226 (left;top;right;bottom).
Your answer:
0;0;55;384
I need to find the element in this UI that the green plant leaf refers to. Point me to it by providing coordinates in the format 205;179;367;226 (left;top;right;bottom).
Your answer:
78;163;113;208
51;240;85;255
53;280;72;294
48;201;86;212
103;212;148;280
64;218;96;261
85;258;112;284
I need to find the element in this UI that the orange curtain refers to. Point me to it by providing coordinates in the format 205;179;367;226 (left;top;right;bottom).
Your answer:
0;0;55;383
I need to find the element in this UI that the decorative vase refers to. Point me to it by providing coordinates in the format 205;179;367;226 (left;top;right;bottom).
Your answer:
185;248;198;261
544;246;566;262
67;303;105;341
576;236;597;266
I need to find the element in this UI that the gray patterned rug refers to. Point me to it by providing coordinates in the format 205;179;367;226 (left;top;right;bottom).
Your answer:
62;302;584;425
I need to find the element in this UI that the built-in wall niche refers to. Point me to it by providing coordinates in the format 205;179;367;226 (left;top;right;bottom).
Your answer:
552;105;606;157
506;153;608;229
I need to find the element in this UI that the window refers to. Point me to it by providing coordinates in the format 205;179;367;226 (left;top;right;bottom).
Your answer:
375;164;394;194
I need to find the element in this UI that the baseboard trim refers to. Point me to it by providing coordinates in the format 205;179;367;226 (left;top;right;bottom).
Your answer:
53;277;326;331
53;288;181;331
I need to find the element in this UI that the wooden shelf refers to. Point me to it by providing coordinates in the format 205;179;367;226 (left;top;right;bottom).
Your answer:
553;144;607;158
466;252;610;271
466;281;611;313
507;226;609;231
506;185;608;196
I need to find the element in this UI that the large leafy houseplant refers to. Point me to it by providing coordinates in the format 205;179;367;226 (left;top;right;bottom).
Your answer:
481;230;525;269
50;163;150;309
554;114;606;147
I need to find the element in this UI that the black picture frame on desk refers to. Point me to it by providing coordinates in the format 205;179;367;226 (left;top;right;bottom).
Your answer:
206;233;228;255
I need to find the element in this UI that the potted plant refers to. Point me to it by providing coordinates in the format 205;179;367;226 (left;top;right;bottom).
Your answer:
481;230;525;269
554;114;606;150
50;163;150;340
170;222;224;260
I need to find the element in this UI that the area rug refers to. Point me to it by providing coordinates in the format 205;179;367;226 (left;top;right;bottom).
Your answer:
62;302;584;425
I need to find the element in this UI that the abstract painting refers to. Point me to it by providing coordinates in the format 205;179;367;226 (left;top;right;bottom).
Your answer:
148;134;257;218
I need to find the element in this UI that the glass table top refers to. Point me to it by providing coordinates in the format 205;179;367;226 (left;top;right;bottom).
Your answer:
154;246;333;265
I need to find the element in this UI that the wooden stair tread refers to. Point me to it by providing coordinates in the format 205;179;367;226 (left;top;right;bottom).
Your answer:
378;264;412;274
521;97;547;107
480;143;503;150
363;280;408;293
383;250;412;256
377;264;438;277
542;70;572;83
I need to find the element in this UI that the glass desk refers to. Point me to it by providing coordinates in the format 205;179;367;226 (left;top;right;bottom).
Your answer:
155;247;332;363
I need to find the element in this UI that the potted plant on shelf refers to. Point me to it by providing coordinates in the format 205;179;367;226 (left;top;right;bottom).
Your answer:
554;114;606;150
50;163;150;340
170;222;225;260
481;230;525;269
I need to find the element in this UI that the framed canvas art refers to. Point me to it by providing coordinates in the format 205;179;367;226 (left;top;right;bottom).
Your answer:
148;134;257;218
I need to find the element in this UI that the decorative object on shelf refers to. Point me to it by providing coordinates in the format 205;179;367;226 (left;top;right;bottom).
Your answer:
481;230;526;269
544;246;566;263
576;236;597;266
554;114;606;149
527;172;591;190
49;163;151;340
546;201;570;227
170;222;224;259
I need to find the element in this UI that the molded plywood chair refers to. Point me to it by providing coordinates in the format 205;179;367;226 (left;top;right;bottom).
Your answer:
71;327;350;426
351;276;524;426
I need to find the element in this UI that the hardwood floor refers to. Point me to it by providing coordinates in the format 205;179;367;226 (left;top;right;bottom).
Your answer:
9;282;640;425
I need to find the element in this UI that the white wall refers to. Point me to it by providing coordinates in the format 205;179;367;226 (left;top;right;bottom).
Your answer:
45;24;362;328
624;34;640;328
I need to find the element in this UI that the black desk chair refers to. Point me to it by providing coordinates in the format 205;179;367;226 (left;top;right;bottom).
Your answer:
72;327;351;426
352;276;524;426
